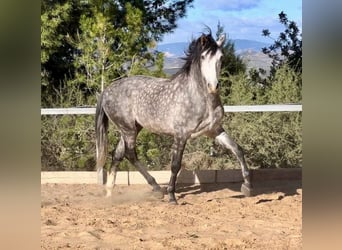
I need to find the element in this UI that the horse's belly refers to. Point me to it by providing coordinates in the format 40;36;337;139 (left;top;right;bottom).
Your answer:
136;116;174;135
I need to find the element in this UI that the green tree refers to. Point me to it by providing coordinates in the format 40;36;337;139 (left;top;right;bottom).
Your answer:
41;0;194;106
216;23;246;77
67;10;117;95
262;11;302;75
214;22;247;104
66;2;167;102
41;1;186;171
41;1;71;86
41;1;71;64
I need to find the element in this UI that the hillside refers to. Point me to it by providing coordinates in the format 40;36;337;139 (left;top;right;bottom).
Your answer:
156;39;272;76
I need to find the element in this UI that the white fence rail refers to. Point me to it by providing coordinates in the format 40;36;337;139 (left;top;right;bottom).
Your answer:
41;104;302;115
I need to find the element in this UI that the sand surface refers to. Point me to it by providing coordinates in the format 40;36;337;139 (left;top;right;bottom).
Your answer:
41;181;302;249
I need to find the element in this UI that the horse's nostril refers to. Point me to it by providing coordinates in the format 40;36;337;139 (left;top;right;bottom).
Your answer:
207;83;219;92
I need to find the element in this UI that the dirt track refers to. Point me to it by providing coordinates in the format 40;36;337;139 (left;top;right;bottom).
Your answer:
41;181;302;249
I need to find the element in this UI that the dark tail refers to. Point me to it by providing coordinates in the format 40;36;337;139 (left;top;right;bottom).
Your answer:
95;93;109;183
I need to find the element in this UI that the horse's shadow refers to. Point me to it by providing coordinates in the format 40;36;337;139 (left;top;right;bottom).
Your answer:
172;170;301;200
169;168;302;198
176;181;301;199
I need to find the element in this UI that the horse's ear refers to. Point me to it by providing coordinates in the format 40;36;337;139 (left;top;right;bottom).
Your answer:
217;33;226;47
200;34;208;47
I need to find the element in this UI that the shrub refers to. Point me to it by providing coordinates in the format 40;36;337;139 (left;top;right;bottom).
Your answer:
222;64;302;168
41;64;302;171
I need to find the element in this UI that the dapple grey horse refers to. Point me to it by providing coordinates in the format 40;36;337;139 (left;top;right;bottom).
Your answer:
95;31;253;204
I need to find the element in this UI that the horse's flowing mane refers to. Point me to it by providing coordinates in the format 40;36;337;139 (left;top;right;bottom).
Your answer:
172;29;219;79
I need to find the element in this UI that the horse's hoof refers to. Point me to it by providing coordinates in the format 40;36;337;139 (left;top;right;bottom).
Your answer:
169;200;178;205
152;190;165;199
241;183;254;197
168;193;178;205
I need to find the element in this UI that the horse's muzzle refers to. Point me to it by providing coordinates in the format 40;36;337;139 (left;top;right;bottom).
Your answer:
207;82;219;94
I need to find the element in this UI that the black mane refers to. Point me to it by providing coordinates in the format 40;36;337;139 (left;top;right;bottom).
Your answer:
172;30;219;79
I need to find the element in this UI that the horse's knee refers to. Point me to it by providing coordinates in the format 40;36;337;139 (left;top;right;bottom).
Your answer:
215;132;245;158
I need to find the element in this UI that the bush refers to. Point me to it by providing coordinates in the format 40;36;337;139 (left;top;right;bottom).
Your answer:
41;115;96;171
222;64;302;168
41;64;302;171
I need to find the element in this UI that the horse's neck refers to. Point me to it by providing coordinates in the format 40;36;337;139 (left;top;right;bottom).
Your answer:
186;73;222;109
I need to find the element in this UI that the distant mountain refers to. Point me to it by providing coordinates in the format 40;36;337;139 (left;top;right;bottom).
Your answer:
156;39;272;75
240;50;273;75
156;42;189;58
233;39;270;54
157;39;269;57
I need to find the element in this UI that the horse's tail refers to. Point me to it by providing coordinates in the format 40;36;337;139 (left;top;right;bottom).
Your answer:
95;92;109;184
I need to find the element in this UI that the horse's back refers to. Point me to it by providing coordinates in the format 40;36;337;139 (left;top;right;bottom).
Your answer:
101;75;172;131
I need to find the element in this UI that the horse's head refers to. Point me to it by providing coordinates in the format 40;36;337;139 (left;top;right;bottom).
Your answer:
198;32;225;94
176;30;225;94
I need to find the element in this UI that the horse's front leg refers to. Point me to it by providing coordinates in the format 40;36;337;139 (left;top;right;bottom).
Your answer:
167;136;187;204
214;128;254;196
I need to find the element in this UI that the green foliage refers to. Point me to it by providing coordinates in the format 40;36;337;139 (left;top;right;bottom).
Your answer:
129;51;167;78
65;2;161;101
41;1;71;86
267;64;302;103
182;64;302;170
216;23;246;76
41;3;301;171
226;73;257;105
41;2;71;64
41;1;178;170
222;64;302;168
41;81;96;170
41;64;302;171
67;10;118;93
41;115;96;171
216;22;247;100
41;0;193;106
136;129;173;170
262;11;302;75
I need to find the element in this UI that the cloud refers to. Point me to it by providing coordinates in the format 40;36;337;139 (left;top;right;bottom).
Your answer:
163;51;177;58
196;0;261;11
160;0;302;44
217;16;283;40
161;14;282;44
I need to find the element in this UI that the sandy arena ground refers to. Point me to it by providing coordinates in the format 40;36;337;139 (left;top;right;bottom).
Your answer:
41;181;302;249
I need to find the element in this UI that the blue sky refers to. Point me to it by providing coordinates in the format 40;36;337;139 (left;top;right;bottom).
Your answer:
160;0;302;44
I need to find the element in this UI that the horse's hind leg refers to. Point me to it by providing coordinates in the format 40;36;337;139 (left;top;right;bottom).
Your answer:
106;136;125;196
123;132;163;197
167;137;187;204
214;129;254;197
